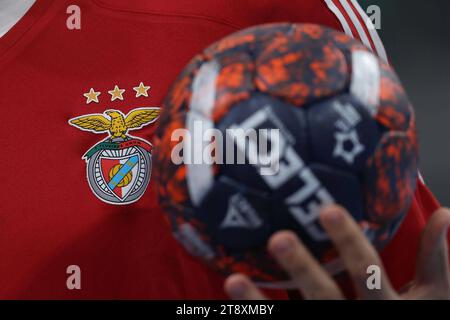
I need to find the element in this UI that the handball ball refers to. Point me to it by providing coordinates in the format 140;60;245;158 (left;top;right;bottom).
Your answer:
154;23;418;287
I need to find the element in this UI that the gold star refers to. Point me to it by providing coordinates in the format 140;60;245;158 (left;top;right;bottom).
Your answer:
133;82;151;98
83;88;101;104
108;85;126;101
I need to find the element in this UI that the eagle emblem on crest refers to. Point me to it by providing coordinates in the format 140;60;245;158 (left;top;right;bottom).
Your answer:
69;107;160;205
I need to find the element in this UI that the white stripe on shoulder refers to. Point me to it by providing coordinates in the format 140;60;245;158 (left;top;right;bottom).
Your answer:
324;0;353;37
339;0;373;51
349;0;388;62
418;171;426;184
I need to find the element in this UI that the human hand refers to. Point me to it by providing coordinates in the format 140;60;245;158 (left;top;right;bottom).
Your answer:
225;206;450;300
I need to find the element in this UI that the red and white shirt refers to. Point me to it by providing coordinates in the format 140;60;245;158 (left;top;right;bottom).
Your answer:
0;0;441;299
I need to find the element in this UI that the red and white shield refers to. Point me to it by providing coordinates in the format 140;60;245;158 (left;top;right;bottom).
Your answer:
100;155;140;201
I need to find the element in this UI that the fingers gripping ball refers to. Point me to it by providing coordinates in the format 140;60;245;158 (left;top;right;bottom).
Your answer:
153;23;418;287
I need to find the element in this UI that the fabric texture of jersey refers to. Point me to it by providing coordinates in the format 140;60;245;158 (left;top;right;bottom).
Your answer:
0;0;441;299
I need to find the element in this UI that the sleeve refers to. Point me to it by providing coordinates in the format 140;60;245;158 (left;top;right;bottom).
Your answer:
321;0;388;62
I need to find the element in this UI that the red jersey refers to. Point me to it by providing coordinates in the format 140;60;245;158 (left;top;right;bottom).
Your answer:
0;0;440;299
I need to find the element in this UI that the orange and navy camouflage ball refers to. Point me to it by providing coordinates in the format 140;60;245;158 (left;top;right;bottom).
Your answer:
153;23;418;287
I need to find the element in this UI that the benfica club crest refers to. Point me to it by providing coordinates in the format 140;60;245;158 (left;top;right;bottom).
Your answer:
69;108;160;205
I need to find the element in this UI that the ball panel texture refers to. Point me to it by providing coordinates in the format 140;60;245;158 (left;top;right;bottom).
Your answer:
154;23;418;286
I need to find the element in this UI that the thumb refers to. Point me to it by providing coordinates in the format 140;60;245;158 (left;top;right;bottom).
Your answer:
415;208;450;290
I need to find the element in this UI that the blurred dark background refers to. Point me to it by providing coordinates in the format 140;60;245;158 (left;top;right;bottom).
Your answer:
361;0;450;205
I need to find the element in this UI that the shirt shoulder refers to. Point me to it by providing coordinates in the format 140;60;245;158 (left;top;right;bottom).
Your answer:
95;0;388;61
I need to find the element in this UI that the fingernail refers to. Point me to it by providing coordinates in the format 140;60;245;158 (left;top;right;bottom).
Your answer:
322;209;342;225
272;237;292;255
228;280;247;298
